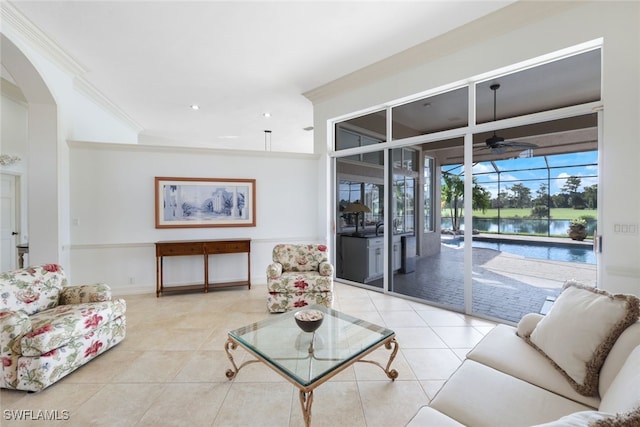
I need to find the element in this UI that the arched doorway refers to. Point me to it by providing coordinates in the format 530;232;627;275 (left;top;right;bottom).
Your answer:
1;34;62;266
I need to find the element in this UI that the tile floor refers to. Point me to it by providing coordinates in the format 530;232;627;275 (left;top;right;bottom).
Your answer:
1;283;497;427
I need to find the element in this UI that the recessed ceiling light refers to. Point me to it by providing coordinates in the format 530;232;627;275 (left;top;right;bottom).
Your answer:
190;104;200;110
262;112;271;118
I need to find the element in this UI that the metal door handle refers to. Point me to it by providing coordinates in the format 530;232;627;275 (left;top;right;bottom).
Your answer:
11;232;18;236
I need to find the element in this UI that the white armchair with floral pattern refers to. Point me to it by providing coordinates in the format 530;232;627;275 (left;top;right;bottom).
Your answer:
266;244;334;313
0;264;126;391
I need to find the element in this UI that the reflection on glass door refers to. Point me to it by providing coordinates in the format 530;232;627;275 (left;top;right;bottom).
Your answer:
388;147;466;311
335;121;386;288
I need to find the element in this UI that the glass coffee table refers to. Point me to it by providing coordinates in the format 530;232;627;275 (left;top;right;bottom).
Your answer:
224;305;399;426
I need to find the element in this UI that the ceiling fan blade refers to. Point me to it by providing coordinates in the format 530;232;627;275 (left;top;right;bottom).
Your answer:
501;141;538;149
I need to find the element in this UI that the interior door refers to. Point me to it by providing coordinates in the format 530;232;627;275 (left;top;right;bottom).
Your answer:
1;174;18;271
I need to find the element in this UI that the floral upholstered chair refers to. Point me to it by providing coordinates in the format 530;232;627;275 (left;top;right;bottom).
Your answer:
266;244;334;313
0;264;126;391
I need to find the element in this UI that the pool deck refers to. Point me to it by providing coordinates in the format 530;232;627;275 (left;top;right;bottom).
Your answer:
387;234;597;324
472;232;594;247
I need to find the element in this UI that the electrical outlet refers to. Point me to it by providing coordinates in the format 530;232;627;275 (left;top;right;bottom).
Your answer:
128;277;135;284
614;223;639;234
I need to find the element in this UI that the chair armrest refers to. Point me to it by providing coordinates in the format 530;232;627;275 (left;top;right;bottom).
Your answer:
0;309;32;356
319;262;334;277
516;312;544;338
59;283;112;305
266;263;283;279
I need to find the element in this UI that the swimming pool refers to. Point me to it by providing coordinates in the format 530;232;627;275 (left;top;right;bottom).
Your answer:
473;239;595;264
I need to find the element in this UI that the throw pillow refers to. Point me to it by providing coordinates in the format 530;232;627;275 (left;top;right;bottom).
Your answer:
523;280;640;396
530;409;640;427
530;410;616;427
591;407;640;427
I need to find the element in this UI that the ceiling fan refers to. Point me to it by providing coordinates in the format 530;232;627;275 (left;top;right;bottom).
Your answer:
479;83;538;155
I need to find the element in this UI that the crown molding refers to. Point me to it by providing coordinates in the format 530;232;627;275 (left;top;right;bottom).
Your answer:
67;139;321;160
1;1;87;76
2;1;143;133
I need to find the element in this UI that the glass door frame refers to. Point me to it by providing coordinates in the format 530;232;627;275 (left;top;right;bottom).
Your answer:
330;45;603;319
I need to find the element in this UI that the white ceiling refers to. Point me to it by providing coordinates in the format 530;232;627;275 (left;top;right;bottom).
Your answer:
6;0;518;153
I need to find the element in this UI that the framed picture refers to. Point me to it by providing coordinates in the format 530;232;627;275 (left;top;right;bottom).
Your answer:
155;177;256;228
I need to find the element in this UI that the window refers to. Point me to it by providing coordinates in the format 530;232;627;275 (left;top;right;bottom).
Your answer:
424;156;434;232
392;148;418;234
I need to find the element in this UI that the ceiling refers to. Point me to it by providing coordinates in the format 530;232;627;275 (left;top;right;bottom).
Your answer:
3;0;522;153
337;46;601;165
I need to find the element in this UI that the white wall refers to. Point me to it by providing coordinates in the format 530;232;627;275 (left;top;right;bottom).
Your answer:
69;141;323;294
0;92;29;248
2;4;142;270
310;1;640;295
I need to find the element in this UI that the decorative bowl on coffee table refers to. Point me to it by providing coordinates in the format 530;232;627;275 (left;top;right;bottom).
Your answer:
294;309;324;333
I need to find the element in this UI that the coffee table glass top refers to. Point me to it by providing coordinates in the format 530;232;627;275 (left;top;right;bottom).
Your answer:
228;305;395;387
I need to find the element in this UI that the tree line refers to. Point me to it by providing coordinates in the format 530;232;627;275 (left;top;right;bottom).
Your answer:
442;173;597;230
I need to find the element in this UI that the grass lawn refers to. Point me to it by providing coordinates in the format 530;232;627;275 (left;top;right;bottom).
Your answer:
463;208;597;220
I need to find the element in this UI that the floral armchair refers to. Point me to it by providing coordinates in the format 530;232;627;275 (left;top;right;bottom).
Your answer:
266;244;334;313
0;264;126;391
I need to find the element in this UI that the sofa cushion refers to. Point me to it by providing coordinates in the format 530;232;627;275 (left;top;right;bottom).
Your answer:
0;264;66;315
272;244;329;272
0;310;32;356
267;290;333;313
524;281;640;396
599;345;640;414
429;360;593;427
406;406;465;427
599;320;640;398
267;272;333;293
467;324;600;408
12;315;126;392
59;283;112;305
19;299;126;356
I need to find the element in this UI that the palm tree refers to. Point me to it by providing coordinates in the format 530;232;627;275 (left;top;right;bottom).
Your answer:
442;172;491;232
442;173;464;231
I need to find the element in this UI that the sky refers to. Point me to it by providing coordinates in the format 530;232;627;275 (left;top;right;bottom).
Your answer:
446;150;598;199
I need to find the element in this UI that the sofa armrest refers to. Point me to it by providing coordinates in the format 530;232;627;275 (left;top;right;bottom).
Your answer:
59;283;112;305
319;261;334;277
0;309;32;356
266;263;283;279
516;312;544;338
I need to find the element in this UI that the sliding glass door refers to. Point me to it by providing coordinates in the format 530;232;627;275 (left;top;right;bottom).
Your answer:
332;46;602;324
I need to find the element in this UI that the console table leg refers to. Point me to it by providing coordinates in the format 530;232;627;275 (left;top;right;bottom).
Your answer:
299;389;314;427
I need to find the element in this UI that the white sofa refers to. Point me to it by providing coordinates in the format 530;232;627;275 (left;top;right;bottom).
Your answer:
407;283;640;426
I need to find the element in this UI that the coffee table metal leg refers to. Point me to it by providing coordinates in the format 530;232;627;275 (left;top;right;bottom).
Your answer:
224;338;261;379
383;337;400;380
299;389;314;427
358;337;400;380
224;338;241;379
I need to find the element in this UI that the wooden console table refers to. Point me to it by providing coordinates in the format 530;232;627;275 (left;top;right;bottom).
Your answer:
17;244;29;268
155;239;251;297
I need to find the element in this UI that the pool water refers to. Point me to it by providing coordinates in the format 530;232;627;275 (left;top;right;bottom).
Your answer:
472;240;595;264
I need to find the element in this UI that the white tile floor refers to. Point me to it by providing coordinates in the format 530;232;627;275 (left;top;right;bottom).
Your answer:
1;283;497;427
